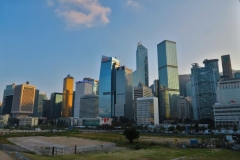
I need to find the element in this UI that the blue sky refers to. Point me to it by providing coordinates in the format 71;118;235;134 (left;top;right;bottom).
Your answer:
1;0;240;100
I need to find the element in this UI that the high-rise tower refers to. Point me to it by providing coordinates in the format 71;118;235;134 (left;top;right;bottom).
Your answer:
99;56;120;117
11;82;36;117
132;42;149;87
62;74;74;118
157;40;180;119
221;55;233;78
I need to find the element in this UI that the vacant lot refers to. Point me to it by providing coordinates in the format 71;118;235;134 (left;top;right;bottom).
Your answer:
22;146;240;160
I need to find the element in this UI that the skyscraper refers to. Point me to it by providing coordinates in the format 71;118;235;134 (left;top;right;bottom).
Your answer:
11;82;36;117
99;56;120;117
83;78;99;95
191;59;220;120
179;74;190;97
157;40;180;119
132;42;149;87
50;92;62;120
80;94;99;118
37;93;48;117
115;66;133;119
1;83;16;115
62;74;74;118
221;55;233;78
74;81;92;118
31;89;39;117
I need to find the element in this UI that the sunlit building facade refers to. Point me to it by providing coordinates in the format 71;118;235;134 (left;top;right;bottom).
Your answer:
62;74;74;118
157;40;180;120
11;83;36;117
132;42;149;87
99;56;120;117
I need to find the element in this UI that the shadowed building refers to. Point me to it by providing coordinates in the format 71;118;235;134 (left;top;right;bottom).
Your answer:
62;74;74;118
132;42;149;87
221;55;233;78
179;74;190;97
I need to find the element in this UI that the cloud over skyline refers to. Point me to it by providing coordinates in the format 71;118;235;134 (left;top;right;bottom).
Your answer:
49;0;111;28
126;0;142;8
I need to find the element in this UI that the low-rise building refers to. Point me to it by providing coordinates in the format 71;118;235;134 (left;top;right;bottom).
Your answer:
136;97;159;126
0;114;10;127
18;117;38;126
213;103;240;127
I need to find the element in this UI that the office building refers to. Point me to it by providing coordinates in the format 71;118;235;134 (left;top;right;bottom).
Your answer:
132;42;149;87
115;66;133;119
177;96;192;119
136;97;159;126
1;83;16;115
80;94;99;118
221;55;233;78
37;93;48;117
134;82;152;121
50;92;62;120
62;74;74;118
42;99;51;119
234;72;240;79
0;102;2;114
83;77;99;95
186;82;192;97
150;79;159;97
11;82;36;117
18;117;38;126
99;56;120;117
213;78;240;127
191;59;220;120
179;74;191;97
74;81;92;118
31;89;39;117
157;40;180;119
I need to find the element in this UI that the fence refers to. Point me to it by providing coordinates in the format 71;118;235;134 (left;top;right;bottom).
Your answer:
32;143;116;156
0;144;29;160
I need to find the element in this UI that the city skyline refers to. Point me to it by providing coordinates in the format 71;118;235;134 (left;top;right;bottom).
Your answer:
1;0;240;99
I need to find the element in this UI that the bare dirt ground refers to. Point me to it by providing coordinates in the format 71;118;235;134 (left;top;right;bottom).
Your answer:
140;136;192;144
0;150;13;160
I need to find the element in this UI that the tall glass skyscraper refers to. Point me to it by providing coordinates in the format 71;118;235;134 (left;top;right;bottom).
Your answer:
157;40;180;120
132;42;149;87
99;56;120;117
62;74;74;118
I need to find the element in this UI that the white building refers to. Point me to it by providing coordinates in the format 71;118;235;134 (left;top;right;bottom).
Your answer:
136;97;159;126
74;81;92;118
18;117;38;126
213;78;240;127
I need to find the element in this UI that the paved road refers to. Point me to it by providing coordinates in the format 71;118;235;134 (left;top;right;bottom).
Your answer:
0;150;13;160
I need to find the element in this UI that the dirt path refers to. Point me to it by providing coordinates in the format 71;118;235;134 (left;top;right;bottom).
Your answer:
0;150;13;160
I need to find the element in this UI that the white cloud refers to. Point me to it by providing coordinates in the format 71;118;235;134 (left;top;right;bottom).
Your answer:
49;0;111;28
47;0;54;7
126;0;142;8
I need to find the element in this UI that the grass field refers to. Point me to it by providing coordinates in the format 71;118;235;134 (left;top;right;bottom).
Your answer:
22;146;240;160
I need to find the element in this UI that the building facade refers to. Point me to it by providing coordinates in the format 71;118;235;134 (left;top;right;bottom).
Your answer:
42;99;51;119
37;93;48;117
31;89;39;117
132;42;149;87
191;59;220;120
179;74;191;97
134;82;152;121
177;96;192;119
115;66;133;119
50;92;62;120
83;78;99;95
11;83;36;117
99;56;120;118
186;82;192;97
62;74;74;118
157;40;180;119
74;81;92;118
1;83;16;115
80;94;99;118
234;72;240;79
221;55;233;78
136;97;159;126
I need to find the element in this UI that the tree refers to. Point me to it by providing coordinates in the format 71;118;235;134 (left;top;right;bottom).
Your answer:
168;126;175;132
160;126;166;133
123;127;140;143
